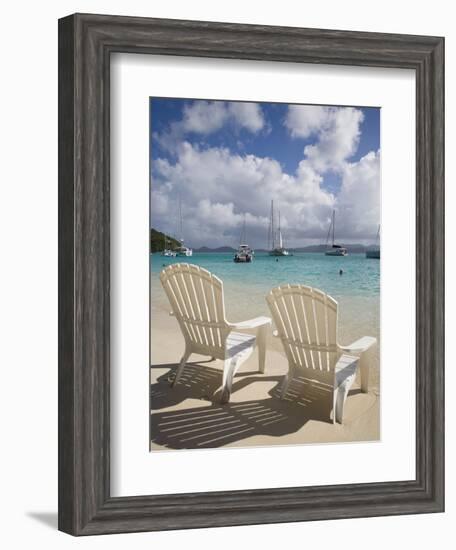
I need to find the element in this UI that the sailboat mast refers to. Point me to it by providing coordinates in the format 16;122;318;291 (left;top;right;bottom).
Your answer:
278;210;283;249
179;196;183;243
240;214;246;245
271;200;275;250
325;216;331;247
332;210;335;246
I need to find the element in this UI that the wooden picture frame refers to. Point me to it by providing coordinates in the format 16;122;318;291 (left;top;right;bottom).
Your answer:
58;13;444;535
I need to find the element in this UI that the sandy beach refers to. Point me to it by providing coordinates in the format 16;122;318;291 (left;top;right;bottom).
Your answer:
150;302;380;451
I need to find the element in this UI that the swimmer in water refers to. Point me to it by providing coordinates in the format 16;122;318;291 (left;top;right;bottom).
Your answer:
339;269;343;275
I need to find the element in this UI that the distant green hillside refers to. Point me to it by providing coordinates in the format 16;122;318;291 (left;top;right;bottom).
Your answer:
293;244;368;253
194;246;236;253
150;228;180;253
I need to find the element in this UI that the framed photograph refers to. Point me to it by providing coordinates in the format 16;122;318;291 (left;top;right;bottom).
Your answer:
58;13;444;535
149;96;382;450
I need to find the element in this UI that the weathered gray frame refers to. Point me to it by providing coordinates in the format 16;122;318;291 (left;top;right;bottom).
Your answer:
58;13;444;535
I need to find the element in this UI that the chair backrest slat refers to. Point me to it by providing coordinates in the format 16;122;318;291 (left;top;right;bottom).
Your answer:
194;273;215;348
267;284;339;374
164;269;197;342
178;268;204;346
282;286;307;370
201;276;220;347
312;288;329;371
296;292;315;369
325;295;338;370
160;263;228;352
269;287;299;367
182;265;208;347
308;288;323;370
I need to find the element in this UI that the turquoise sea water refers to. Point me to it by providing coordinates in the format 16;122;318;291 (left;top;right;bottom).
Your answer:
151;251;379;348
150;251;380;384
151;252;379;297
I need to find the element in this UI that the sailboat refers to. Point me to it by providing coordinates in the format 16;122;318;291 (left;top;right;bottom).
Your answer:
161;233;176;257
175;197;193;257
268;200;291;256
366;225;380;259
234;215;254;263
325;210;348;256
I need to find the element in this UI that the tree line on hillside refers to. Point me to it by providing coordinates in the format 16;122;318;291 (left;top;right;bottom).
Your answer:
150;228;181;253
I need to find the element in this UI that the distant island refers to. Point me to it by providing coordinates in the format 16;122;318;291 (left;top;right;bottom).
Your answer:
291;244;369;254
193;246;237;253
195;244;370;253
151;228;370;254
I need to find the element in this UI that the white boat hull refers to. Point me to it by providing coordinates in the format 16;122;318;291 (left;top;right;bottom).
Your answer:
234;256;252;263
234;254;252;263
175;244;193;257
324;211;347;256
269;248;291;256
325;248;348;256
234;243;253;263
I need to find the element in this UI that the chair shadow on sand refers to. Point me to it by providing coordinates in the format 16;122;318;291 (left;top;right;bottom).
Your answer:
150;361;359;449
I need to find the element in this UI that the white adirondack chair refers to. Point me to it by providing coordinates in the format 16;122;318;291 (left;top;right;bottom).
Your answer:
266;285;376;424
160;263;271;403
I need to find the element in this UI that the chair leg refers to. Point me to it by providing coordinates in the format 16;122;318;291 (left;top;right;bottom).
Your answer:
257;324;267;373
172;349;191;387
280;372;291;399
220;357;238;404
334;385;350;424
359;350;370;393
331;390;337;424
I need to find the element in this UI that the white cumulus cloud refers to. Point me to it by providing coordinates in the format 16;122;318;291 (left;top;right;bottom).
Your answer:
154;101;266;153
336;150;381;239
182;101;228;134
285;105;329;139
152;141;336;248
285;105;364;172
227;102;265;133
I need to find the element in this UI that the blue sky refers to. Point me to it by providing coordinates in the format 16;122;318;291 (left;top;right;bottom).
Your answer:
150;98;380;248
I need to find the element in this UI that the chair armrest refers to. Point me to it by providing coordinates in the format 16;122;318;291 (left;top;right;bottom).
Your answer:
229;316;271;330
339;336;376;353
